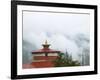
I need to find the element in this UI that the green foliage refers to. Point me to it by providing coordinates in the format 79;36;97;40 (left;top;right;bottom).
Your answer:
53;52;80;67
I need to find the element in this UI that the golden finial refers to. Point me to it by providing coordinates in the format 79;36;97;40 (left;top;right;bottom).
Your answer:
42;40;50;49
45;40;48;45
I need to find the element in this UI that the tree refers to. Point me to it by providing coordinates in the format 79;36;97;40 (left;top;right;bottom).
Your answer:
53;52;80;67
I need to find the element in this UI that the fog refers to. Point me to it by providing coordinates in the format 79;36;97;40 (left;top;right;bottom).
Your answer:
22;11;90;65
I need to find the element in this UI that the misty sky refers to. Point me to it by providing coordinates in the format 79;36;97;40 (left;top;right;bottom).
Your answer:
23;11;90;61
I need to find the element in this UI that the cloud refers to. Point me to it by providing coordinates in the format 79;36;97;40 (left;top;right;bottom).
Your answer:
23;11;90;61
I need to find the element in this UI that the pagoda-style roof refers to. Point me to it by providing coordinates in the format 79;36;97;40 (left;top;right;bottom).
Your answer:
32;48;60;54
32;40;60;54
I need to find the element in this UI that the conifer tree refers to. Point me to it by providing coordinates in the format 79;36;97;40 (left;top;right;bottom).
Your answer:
53;52;80;67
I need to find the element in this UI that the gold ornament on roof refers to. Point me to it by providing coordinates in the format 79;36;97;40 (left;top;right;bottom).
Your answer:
45;40;48;45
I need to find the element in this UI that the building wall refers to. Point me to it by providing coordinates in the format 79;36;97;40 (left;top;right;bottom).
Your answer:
48;53;58;56
33;53;58;56
32;53;58;62
33;53;45;56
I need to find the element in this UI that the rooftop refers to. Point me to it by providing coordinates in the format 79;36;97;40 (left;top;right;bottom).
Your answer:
32;40;60;54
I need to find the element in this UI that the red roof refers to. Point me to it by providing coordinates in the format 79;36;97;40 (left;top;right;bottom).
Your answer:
32;48;60;54
32;40;60;54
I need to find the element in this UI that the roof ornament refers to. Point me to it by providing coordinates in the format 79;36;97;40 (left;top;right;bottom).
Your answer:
45;40;48;45
42;40;50;49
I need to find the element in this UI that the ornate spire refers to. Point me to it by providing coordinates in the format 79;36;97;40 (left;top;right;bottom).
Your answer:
42;40;50;49
45;40;48;45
